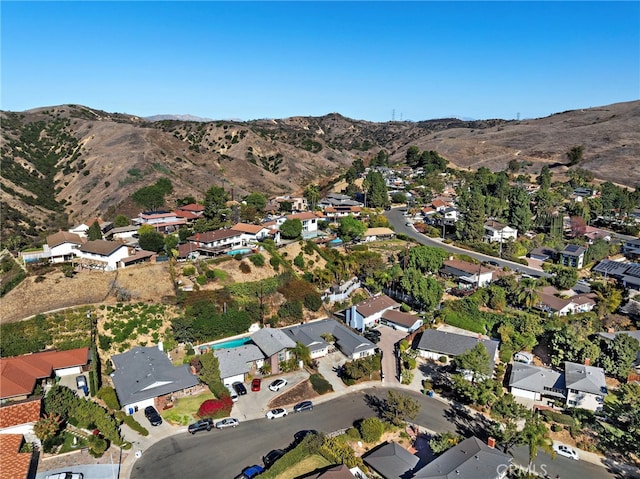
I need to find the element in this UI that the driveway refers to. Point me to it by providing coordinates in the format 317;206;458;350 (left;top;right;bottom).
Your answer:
376;324;411;384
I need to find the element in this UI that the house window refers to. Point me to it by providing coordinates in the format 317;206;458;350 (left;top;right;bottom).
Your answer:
568;400;578;406
278;351;285;362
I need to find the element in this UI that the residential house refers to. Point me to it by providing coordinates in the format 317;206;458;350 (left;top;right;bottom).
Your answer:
559;244;587;269
362;227;395;243
319;193;362;209
43;231;84;263
273;196;308;212
534;286;596;316
133;210;187;233
508;363;566;407
441;259;494;288
564;361;607;411
110;345;199;414
592;259;640;289
345;294;399;332
284;212;322;238
412;436;511;479
230;223;271;243
186;229;243;254
416;330;499;375
0;434;33;479
250;327;297;375
175;203;205;217
363;441;420;479
323;205;362;221
527;246;556;262
283;319;377;360
0;347;89;402
120;250;156;268
75;240;130;271
106;225;139;243
214;344;265;386
622;238;640;259
69;218;113;238
571;187;596;203
380;310;423;333
0;398;41;440
441;206;459;223
583;226;611;244
484;221;517;243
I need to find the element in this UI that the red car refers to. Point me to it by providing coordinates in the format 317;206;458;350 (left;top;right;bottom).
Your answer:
251;378;261;392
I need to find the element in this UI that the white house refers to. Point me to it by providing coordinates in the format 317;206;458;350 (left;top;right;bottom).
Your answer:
380;310;423;333
133;210;187;233
362;227;395;243
565;361;607;411
230;223;271;244
441;258;494;288
283;212;322;238
75;240;130;271
508;363;566;407
484;220;518;243
186;229;244;252
345;294;399;332
43;231;84;263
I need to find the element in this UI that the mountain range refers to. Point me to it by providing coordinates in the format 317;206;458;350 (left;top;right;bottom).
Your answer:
1;100;638;244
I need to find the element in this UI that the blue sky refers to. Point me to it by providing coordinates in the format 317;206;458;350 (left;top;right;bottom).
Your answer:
2;1;638;122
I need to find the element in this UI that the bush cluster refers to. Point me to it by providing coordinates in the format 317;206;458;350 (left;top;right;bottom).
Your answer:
197;396;233;419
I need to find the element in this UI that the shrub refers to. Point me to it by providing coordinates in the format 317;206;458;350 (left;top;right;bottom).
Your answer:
294;254;304;269
438;356;448;364
197;397;233;419
89;436;108;457
123;415;148;436
239;262;251;274
358;417;385;443
346;427;361;440
183;265;196;276
304;292;323;312
96;386;120;411
196;275;207;285
248;254;265;267
309;373;333;395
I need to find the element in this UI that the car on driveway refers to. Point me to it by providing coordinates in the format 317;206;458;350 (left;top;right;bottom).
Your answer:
293;400;313;413
269;378;288;392
215;417;240;429
187;418;213;434
144;406;163;426
233;381;247;396
263;449;285;468
46;473;83;479
234;465;265;479
251;378;261;391
75;375;87;390
266;407;288;420
553;443;579;460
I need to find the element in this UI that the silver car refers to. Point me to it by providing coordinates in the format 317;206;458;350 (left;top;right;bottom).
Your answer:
215;417;240;429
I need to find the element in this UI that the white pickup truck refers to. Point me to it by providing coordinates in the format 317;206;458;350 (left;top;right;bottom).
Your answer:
45;473;83;479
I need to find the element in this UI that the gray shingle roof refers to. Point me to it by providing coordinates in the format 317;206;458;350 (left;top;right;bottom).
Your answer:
251;327;296;357
508;363;565;398
214;344;265;379
417;330;499;370
111;346;199;407
363;441;420;479
282;319;376;358
564;362;607;395
414;436;511;479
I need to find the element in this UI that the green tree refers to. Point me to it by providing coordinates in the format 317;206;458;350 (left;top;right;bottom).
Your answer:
598;333;640;380
407;245;448;273
138;229;165;253
87;221;102;241
391;192;407;204
244;192;266;212
33;413;62;442
291;341;312;366
537;165;552;189
454;342;491;384
508;187;532;233
368;214;389;228
114;214;130;227
198;352;227;397
458;187;486;242
363;170;389;208
566;145;584;166
358;417;385;443
521;414;554;471
304;184;320;210
164;234;179;256
338;216;366;241
280;219;303;239
381;390;421;426
429;431;462;454
132;184;166;211
602;382;640;456
405;146;421;167
204;185;230;221
400;268;443;311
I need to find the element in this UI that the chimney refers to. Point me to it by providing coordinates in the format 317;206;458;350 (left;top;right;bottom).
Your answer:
584;358;591;366
487;437;496;449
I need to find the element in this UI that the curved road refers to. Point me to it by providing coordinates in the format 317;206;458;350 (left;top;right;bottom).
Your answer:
384;207;551;279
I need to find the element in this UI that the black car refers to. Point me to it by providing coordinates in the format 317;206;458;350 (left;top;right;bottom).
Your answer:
144;406;163;426
233;381;247;396
294;429;319;443
187;418;213;434
293;400;313;413
263;449;285;469
364;332;380;343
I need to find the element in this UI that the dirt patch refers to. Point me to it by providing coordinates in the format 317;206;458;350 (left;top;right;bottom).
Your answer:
0;262;175;324
268;379;318;409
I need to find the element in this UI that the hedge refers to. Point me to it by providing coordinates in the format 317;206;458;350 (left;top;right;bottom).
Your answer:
123;415;149;436
97;386;121;411
309;373;333;395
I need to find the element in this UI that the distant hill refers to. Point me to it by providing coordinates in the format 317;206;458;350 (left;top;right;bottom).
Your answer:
1;101;638;244
144;114;214;122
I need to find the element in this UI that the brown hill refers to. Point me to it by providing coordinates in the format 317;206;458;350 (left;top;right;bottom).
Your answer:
1;101;638;244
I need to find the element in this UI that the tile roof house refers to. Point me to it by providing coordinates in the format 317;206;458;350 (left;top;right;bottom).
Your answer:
43;231;84;263
345;294;399;332
416;330;500;377
441;259;494;288
363;441;420;479
133;210;187;232
231;223;271;243
0;348;89;401
284;212;322;238
380;310;423;333
508;363;566;407
110;345;199;414
283;319;377;360
0;434;33;479
186;229;243;254
413;436;511;479
0;398;42;440
250;327;297;375
75;240;130;271
565;361;607;411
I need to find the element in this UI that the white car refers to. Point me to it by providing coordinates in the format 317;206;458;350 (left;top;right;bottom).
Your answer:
553;443;579;460
46;474;83;479
215;417;240;429
266;408;288;420
269;378;288;392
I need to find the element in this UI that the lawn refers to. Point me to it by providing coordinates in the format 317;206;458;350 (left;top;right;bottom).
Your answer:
264;454;331;479
161;391;215;425
58;431;89;453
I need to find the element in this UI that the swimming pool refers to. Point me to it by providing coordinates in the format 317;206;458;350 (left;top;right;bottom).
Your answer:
227;248;252;256
201;337;253;352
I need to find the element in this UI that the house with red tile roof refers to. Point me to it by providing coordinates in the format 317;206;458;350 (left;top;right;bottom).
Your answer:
282;212;324;238
0;434;32;479
0;347;89;401
0;398;41;437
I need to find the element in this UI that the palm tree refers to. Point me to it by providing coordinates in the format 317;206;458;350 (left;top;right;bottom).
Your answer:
291;342;311;367
521;414;555;471
515;278;541;310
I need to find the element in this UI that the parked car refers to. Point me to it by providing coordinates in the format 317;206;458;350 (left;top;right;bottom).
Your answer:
269;378;288;392
293;400;313;413
294;429;319;443
215;417;240;429
263;449;285;468
234;465;265;479
187;418;213;434
144;406;162;426
45;474;83;479
266;408;288;420
251;378;261;392
75;375;87;390
227;384;239;402
553;443;579;460
233;382;247;396
364;332;380;343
